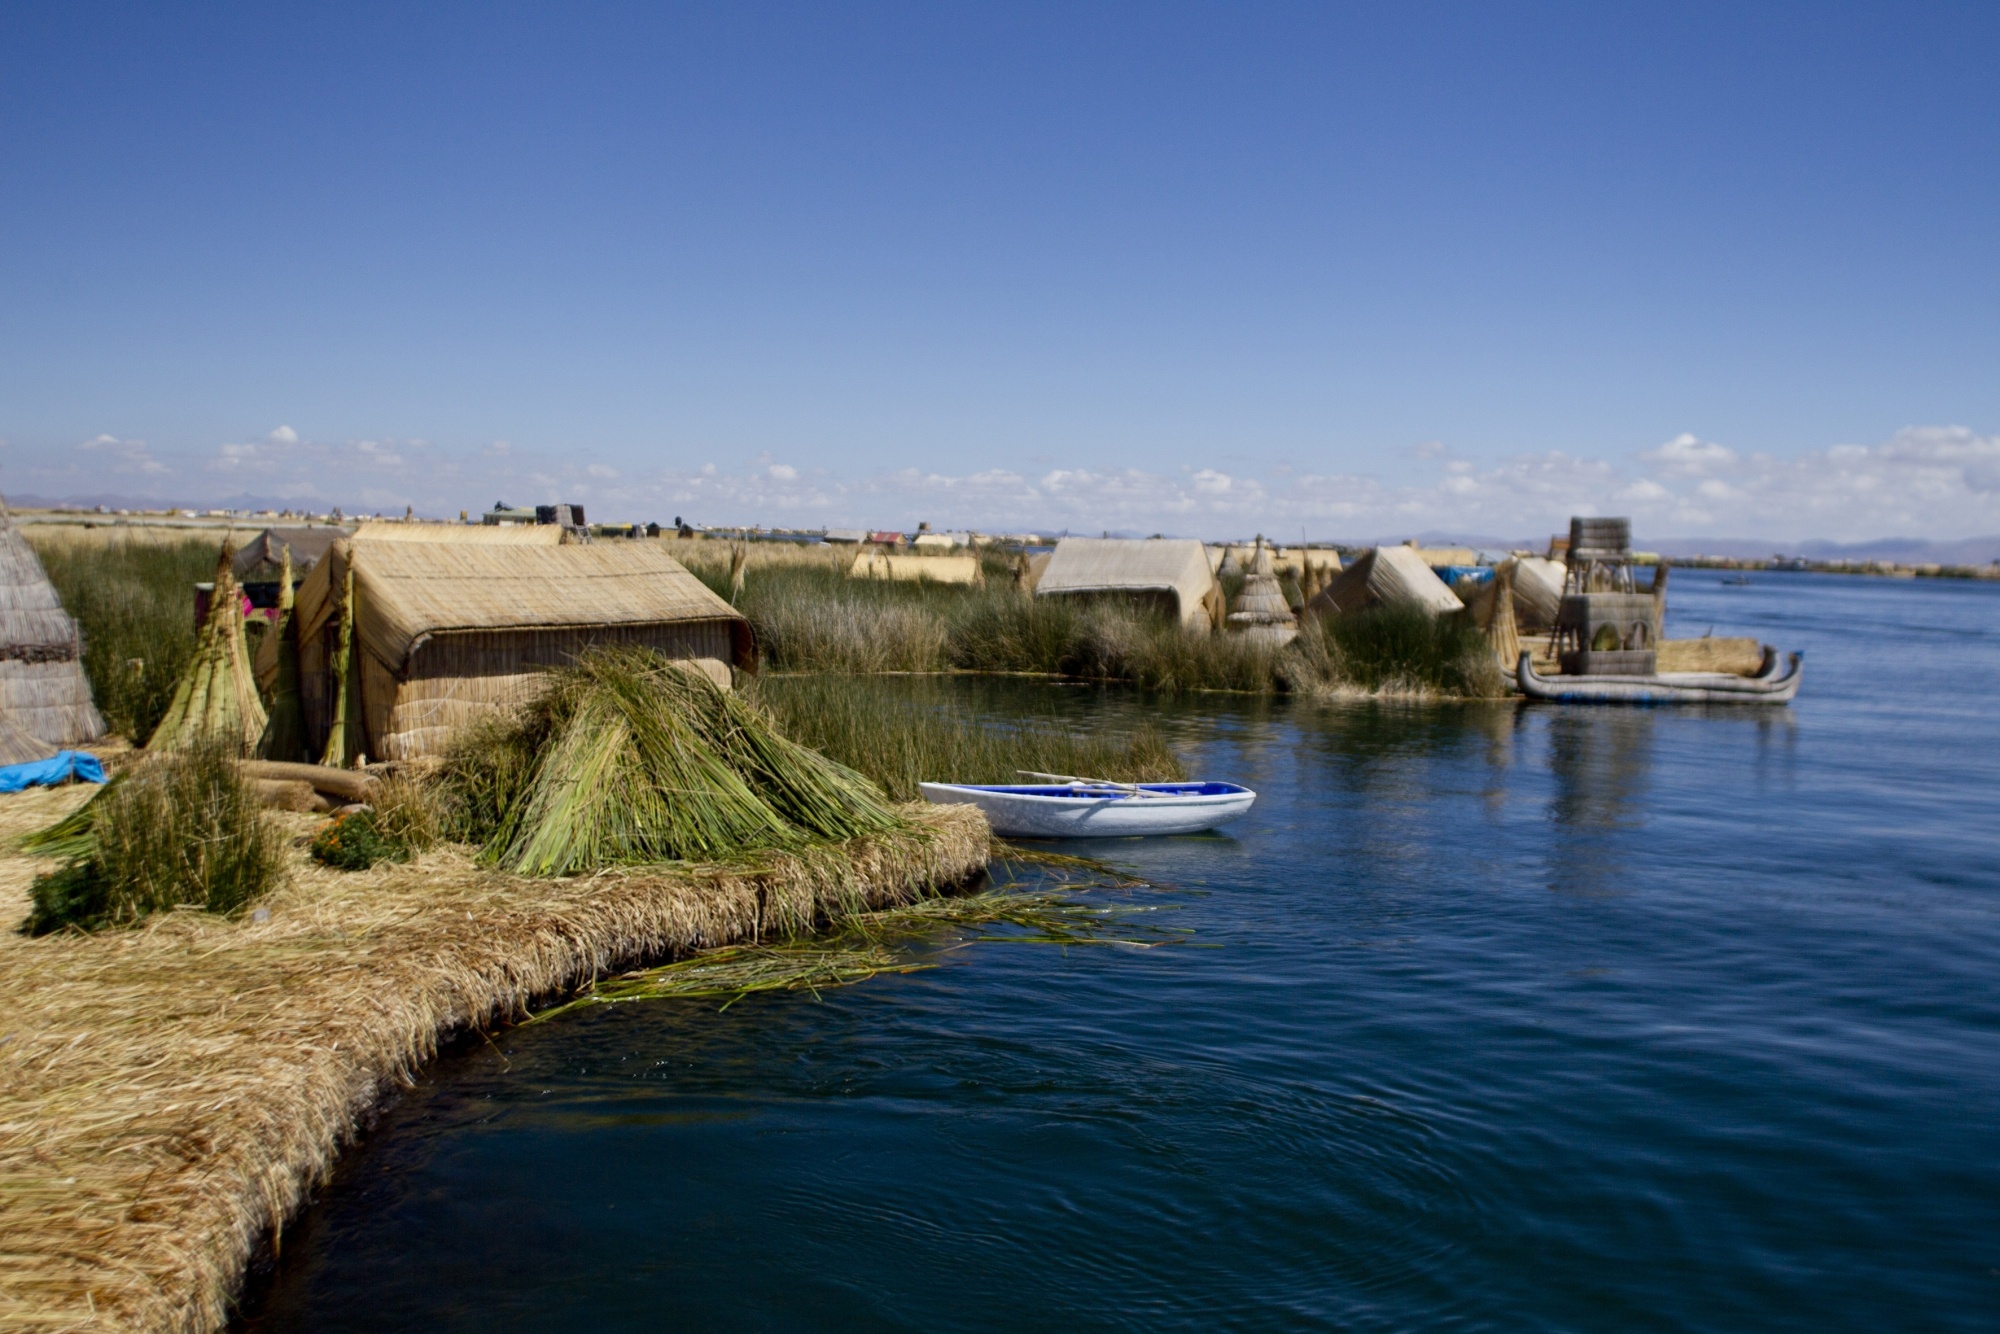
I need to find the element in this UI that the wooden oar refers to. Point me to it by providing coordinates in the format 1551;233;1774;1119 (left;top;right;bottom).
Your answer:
1016;770;1171;797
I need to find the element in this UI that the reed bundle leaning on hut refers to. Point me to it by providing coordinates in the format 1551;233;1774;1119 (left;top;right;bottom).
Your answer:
256;547;306;761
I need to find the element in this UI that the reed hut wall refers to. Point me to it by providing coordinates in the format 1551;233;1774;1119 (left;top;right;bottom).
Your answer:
1033;537;1217;629
292;539;752;761
0;524;105;747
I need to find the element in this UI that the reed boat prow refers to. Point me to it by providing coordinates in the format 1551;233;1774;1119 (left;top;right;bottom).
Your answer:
1516;650;1802;705
918;779;1256;838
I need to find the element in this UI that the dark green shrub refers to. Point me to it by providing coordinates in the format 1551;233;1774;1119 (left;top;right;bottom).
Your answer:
309;808;409;871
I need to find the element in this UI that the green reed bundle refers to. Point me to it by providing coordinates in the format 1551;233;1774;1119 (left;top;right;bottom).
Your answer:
23;740;282;935
463;648;903;876
146;542;268;754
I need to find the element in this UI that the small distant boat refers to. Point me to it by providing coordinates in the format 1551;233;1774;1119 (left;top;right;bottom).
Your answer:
1516;651;1802;705
919;772;1256;838
1721;574;1754;586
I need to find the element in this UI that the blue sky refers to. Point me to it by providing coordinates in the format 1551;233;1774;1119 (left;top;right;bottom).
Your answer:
5;2;1998;539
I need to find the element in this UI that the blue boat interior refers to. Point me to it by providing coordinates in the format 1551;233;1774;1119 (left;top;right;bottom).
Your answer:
948;782;1247;799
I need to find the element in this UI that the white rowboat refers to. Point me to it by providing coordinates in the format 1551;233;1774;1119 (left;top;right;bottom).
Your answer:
1516;650;1802;705
918;778;1256;838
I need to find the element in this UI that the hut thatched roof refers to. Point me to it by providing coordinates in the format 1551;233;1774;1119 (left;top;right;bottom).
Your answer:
231;526;350;578
1034;538;1217;628
294;539;752;675
0;524;105;747
1307;545;1463;618
347;521;568;545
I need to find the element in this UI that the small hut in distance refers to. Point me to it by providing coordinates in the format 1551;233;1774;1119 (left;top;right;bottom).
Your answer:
282;539;754;762
1305;546;1463;619
232;525;351;581
1033;537;1218;630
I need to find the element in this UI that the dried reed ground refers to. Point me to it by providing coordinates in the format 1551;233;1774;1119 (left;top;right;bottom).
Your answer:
0;782;987;1333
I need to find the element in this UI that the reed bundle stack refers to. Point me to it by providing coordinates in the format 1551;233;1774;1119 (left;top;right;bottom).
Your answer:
1225;542;1299;646
1033;537;1218;630
0;516;105;749
467;650;903;876
1305;546;1463;619
1655;636;1765;675
281;539;754;762
255;549;306;761
147;542;268;754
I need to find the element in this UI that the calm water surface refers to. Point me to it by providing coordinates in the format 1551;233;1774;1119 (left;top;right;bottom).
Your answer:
246;573;2000;1332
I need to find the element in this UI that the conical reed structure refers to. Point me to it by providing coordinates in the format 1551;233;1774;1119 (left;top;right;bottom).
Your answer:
1225;539;1298;646
147;541;268;753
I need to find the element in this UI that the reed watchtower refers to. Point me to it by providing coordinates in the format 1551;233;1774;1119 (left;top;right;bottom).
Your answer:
1553;517;1656;675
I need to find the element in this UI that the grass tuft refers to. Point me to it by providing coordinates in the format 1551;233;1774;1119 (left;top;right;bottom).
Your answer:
22;739;284;934
1285;605;1505;698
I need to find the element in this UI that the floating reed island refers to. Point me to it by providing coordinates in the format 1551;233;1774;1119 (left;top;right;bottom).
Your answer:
0;685;991;1328
0;532;1034;1331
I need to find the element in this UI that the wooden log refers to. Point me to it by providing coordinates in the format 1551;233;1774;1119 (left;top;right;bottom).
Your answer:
237;759;378;803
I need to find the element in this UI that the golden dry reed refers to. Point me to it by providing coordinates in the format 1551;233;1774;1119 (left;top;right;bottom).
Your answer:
0;783;987;1333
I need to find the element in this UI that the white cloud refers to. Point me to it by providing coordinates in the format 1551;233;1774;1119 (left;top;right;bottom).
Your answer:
12;424;2000;542
75;433;168;475
267;425;298;445
1645;432;1737;477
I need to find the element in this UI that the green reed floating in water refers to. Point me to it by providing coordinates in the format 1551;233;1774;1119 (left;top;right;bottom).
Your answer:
530;871;1190;1021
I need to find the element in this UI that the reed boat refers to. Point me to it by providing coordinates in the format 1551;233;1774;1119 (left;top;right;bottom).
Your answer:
1516;650;1802;705
919;772;1256;838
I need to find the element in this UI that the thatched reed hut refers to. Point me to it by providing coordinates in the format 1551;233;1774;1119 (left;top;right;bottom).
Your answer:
1033;538;1218;630
1306;545;1463;619
231;526;351;580
0;520;105;749
284;539;753;761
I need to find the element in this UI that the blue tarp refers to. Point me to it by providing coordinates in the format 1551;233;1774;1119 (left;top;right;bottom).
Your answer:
0;751;107;793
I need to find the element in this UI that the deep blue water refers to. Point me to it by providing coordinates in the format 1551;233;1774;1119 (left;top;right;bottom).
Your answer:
245;572;2000;1332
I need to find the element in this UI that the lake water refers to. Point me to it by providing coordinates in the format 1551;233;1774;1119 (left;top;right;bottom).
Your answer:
244;572;2000;1332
